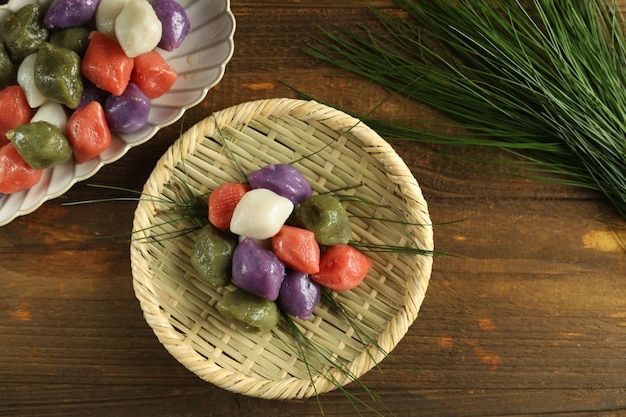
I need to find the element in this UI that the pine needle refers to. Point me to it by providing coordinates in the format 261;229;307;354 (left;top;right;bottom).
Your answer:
305;0;626;218
276;316;397;417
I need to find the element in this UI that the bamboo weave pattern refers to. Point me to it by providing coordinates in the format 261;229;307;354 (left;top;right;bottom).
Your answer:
130;98;434;399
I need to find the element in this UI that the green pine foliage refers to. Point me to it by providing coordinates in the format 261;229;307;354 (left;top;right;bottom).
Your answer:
306;0;626;218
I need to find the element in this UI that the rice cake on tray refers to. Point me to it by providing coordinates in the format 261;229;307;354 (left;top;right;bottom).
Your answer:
130;98;434;399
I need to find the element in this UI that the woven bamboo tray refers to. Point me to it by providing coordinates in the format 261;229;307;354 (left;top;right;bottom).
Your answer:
130;98;434;400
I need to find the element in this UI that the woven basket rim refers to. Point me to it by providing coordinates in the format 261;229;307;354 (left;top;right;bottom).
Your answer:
130;98;434;400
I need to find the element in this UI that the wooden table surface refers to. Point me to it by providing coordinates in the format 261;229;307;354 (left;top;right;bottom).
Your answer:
2;1;626;416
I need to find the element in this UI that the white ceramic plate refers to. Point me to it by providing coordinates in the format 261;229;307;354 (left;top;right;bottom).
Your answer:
0;0;236;226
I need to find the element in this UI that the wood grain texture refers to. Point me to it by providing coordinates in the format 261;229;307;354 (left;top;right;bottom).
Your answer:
1;1;625;416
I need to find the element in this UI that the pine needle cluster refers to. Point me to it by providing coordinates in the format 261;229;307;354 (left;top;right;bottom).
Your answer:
307;0;626;218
